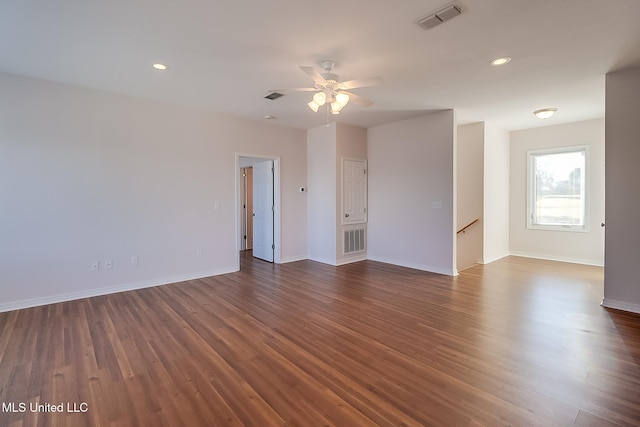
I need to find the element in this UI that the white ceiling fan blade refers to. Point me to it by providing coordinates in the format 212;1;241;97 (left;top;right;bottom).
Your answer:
300;66;326;84
341;91;374;107
339;76;384;90
268;87;317;92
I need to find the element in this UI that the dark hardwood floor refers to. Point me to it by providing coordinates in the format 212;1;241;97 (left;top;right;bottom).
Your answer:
1;253;640;426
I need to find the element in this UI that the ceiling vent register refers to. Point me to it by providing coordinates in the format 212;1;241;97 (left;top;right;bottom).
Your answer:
265;92;284;100
417;3;463;30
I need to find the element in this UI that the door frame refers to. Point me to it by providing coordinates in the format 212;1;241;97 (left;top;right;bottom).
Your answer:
239;166;253;251
235;153;281;269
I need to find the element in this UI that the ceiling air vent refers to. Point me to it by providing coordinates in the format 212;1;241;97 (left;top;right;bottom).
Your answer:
417;3;463;30
265;92;284;100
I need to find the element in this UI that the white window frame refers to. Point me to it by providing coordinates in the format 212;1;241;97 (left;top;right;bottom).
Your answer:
527;145;589;232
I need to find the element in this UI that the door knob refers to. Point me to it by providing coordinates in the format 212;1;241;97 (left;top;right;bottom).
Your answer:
601;222;605;227
345;213;350;218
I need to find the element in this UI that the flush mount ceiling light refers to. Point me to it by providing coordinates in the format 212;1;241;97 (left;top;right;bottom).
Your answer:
490;57;511;66
152;63;167;70
268;60;382;115
533;108;558;119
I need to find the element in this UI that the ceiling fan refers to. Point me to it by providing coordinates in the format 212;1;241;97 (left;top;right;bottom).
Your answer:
270;60;383;114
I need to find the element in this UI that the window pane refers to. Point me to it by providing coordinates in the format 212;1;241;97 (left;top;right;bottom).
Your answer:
532;150;585;227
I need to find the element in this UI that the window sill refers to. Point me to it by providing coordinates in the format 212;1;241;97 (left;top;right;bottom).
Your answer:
527;224;589;233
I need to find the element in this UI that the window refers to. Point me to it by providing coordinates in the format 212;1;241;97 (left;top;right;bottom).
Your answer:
527;146;587;231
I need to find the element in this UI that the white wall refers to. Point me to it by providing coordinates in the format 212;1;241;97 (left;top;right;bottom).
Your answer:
306;123;337;264
335;123;367;265
456;122;484;271
483;123;510;263
0;72;307;311
603;66;640;314
509;118;605;266
306;122;367;266
367;111;457;275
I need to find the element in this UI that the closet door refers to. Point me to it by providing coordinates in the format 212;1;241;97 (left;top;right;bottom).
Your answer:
343;158;367;224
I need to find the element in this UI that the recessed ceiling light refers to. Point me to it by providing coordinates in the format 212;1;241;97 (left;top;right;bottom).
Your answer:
152;63;167;70
533;108;557;119
264;115;276;120
490;57;511;66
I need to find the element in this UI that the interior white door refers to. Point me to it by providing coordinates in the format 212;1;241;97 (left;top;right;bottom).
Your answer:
252;160;274;262
343;159;367;224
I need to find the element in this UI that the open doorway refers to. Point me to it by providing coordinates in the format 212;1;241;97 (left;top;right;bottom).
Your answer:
236;154;281;270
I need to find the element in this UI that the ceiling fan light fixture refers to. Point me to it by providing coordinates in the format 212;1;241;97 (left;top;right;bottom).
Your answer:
533;108;557;119
307;101;320;112
335;92;349;107
278;60;380;116
313;92;326;106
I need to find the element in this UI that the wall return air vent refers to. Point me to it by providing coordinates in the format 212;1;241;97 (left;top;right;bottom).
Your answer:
417;3;463;30
344;227;366;254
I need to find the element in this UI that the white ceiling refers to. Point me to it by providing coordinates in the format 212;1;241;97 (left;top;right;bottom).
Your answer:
2;0;639;131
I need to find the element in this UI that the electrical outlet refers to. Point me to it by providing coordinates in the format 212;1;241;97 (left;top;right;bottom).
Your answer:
91;261;99;271
196;249;203;257
105;259;113;269
130;256;138;266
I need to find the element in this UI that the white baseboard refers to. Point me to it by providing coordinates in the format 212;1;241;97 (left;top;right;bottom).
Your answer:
306;256;339;266
509;251;604;267
288;255;367;266
336;254;367;266
366;255;457;276
601;298;640;315
278;255;308;264
480;253;509;265
0;266;237;313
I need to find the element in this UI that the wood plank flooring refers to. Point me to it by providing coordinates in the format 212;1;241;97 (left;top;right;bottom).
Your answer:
1;253;640;426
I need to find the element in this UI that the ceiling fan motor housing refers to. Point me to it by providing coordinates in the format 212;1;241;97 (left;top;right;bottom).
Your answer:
316;77;340;102
320;60;340;82
322;73;339;82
